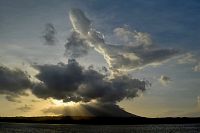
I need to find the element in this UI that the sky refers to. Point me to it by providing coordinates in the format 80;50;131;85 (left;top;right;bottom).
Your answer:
0;0;200;118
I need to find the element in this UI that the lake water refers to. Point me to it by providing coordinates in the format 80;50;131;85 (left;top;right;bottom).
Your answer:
0;123;200;133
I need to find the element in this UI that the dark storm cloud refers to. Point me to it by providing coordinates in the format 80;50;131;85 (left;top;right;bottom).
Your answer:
42;23;57;46
0;60;146;105
64;32;89;58
32;59;148;103
0;66;31;102
42;103;135;117
32;59;84;100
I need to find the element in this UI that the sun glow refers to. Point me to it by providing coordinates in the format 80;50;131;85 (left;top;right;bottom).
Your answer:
50;99;77;106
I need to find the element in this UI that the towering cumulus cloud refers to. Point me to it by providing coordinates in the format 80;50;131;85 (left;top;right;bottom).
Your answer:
68;9;179;74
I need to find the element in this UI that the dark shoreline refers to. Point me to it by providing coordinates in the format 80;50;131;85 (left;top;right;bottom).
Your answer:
0;116;200;125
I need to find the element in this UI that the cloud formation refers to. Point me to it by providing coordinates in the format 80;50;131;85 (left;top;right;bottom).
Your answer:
0;58;148;115
114;27;152;47
159;75;171;85
42;23;57;46
193;63;200;72
32;59;148;103
68;9;179;74
0;66;31;101
64;32;89;58
0;9;181;116
5;95;22;103
177;53;200;72
17;104;32;112
177;53;197;64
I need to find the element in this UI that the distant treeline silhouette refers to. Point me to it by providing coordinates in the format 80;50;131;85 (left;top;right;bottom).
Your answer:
0;116;200;125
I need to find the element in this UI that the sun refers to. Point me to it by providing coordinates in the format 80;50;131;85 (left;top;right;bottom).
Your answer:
50;99;77;106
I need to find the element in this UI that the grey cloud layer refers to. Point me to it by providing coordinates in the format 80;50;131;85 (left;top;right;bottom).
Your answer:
65;32;89;58
42;23;57;46
0;66;31;101
68;9;179;72
32;59;147;103
0;60;148;105
0;60;147;116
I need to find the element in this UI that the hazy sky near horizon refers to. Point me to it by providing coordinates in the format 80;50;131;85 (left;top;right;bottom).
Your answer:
0;0;200;117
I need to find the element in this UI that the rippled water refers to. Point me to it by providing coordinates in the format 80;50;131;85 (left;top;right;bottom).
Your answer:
0;123;200;133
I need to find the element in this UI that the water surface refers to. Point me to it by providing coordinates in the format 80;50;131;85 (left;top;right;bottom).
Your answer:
0;123;200;133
